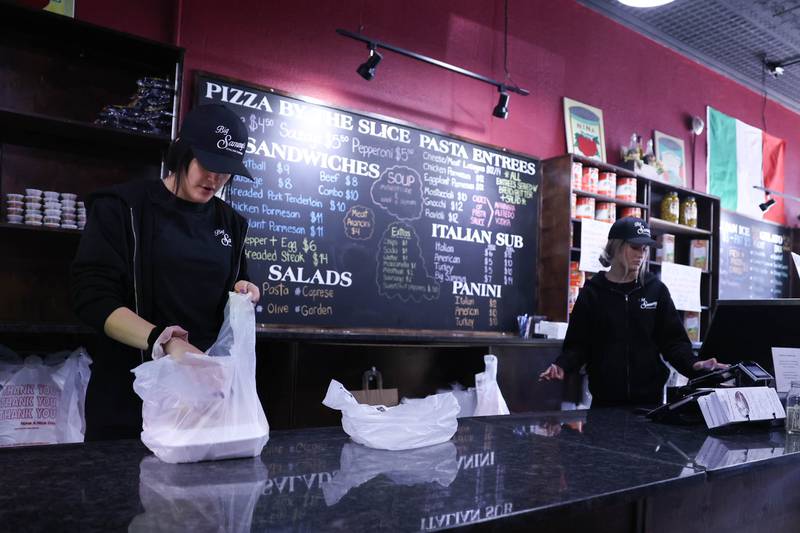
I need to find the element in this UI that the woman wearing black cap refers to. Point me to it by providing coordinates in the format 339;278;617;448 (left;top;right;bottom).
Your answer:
71;104;260;439
538;217;726;407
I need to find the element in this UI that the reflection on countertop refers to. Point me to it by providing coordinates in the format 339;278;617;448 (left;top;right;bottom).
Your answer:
0;409;799;532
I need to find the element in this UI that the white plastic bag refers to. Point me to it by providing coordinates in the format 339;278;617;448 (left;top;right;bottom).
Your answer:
0;347;92;446
439;354;510;418
322;441;458;506
474;354;510;416
132;292;269;463
322;380;459;451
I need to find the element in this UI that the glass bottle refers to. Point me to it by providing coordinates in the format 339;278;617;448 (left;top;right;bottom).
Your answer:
786;381;800;434
680;196;698;227
660;192;680;223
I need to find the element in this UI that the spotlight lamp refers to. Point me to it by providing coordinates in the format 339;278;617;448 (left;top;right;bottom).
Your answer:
356;44;382;81
766;62;785;77
493;90;510;119
336;29;529;118
759;197;776;213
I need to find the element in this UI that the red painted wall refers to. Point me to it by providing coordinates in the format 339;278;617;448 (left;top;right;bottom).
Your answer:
77;0;800;225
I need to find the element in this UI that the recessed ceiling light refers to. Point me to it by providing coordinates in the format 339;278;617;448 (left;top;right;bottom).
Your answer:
618;0;675;7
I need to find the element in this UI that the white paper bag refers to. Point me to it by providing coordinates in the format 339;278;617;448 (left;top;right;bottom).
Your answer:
0;347;92;446
322;380;458;451
132;293;269;463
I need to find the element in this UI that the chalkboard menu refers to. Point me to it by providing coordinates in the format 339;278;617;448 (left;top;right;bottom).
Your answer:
195;73;540;332
719;209;791;299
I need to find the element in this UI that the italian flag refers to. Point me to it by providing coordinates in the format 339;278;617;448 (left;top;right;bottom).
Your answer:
707;107;786;224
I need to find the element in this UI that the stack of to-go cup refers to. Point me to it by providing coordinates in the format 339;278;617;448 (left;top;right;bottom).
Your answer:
24;188;43;226
5;193;24;223
43;190;62;228
60;193;79;230
76;200;86;230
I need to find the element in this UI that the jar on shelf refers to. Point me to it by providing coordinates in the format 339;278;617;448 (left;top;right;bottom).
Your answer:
660;191;680;223
786;381;800;434
680;195;698;227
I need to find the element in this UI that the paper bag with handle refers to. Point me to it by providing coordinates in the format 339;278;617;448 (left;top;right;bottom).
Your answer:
350;367;399;407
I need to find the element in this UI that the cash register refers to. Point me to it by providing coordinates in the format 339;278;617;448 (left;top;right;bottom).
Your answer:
647;299;800;424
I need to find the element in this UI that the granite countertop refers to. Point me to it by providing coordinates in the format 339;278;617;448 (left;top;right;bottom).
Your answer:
1;408;798;531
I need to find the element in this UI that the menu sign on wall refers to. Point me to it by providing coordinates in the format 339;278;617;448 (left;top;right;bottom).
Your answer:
195;73;540;332
719;209;791;299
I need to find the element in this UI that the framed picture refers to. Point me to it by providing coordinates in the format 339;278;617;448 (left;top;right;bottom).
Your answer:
654;130;686;187
564;97;606;163
20;0;75;18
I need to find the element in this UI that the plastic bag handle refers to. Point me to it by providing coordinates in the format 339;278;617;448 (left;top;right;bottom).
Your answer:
362;366;383;391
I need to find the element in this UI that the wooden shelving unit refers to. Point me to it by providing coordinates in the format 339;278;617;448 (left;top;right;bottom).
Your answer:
0;3;183;330
540;153;720;340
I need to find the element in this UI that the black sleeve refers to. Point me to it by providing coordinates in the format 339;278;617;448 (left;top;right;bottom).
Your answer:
70;197;131;334
235;217;250;283
655;283;697;377
555;288;592;373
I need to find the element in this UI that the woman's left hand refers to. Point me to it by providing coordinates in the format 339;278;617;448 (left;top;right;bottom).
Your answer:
234;280;260;303
692;357;729;372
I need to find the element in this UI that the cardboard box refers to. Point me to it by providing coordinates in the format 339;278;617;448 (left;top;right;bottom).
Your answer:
689;239;709;271
655;234;675;263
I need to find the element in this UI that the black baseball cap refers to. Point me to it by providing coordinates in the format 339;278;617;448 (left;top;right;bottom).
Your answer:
177;104;253;180
608;217;660;247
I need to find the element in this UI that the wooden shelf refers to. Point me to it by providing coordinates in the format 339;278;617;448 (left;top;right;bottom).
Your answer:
0;222;82;235
0;107;171;153
648;217;712;236
570;154;638;177
572;189;648;209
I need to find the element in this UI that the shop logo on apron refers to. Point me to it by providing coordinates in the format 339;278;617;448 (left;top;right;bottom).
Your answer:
215;229;232;247
640;298;657;310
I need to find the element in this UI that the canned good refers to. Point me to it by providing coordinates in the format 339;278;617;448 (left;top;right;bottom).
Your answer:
568;285;581;314
597;172;616;197
571;193;577;218
575;196;595;219
595;202;615;223
571;162;583;191
620;207;642;218
569;261;585;287
581;167;598;193
616;177;637;202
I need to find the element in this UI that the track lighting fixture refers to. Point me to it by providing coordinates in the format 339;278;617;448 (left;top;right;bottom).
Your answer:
337;29;529;119
493;90;510;119
764;56;800;77
357;44;382;81
759;197;776;213
766;62;785;77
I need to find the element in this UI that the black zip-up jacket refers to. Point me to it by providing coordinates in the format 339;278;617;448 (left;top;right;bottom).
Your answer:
70;178;249;439
555;271;697;406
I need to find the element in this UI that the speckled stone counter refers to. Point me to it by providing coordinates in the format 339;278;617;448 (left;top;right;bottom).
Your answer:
2;408;800;532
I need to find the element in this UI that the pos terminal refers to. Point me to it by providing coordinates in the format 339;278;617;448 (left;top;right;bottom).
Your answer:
647;299;800;424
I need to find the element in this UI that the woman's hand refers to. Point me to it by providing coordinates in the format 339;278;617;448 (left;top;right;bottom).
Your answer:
164;336;204;360
692;358;729;372
234;280;260;303
538;364;565;382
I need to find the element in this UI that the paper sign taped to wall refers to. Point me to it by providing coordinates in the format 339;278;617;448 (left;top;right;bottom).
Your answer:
579;219;612;273
660;262;701;312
